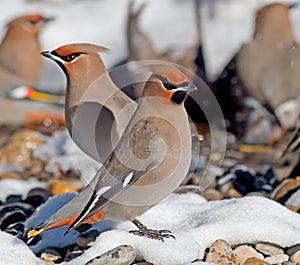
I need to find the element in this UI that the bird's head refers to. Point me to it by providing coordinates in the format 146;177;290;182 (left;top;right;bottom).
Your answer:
7;14;54;36
142;66;197;105
41;43;109;76
254;3;296;43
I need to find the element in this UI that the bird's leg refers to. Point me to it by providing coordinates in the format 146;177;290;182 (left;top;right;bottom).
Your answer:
129;219;175;242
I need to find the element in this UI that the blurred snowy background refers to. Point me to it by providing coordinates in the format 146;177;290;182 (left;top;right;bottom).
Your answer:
0;0;299;81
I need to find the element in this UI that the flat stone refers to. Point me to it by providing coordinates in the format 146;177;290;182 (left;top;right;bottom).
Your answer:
202;189;223;200
0;172;22;180
64;245;84;262
286;243;300;256
255;242;284;256
27;187;52;199
76;229;100;249
86;245;136;265
233;245;262;264
282;262;297;265
0;202;34;218
206;239;240;265
23;195;47;208
0;129;44;167
226;188;242;198
243;257;270;265
132;263;153;265
290;250;300;263
49;181;77;195
5;222;25;237
6;194;22;204
0;210;27;230
40;248;62;263
264;254;289;264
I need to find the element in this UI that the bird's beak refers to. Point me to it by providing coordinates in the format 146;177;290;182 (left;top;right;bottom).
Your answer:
178;82;197;92
288;2;298;9
44;17;55;23
41;51;52;59
41;51;63;64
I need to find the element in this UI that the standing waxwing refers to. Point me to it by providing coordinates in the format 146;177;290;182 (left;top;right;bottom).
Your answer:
41;43;139;163
236;3;300;130
0;14;53;90
28;64;196;240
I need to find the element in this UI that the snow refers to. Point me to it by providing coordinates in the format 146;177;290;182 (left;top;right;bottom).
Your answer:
0;178;47;201
0;193;297;265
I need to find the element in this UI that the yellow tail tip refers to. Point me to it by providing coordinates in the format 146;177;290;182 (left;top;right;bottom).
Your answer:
27;229;44;238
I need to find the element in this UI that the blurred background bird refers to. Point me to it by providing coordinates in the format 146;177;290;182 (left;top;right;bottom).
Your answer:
0;13;65;124
237;3;300;131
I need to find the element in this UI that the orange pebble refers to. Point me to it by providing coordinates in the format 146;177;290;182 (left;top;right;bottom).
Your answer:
49;181;77;195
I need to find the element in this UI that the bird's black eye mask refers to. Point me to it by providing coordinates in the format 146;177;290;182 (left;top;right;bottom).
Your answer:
51;51;86;63
152;74;190;91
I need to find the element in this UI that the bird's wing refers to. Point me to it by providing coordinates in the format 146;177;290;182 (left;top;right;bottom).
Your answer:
66;117;164;232
65;159;144;233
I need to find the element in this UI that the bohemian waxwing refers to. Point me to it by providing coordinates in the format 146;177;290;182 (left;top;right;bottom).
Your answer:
126;0;201;98
28;64;197;241
0;14;53;91
41;43;138;163
236;3;300;130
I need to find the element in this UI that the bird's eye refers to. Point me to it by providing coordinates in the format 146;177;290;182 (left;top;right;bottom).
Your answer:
66;54;75;62
65;53;78;62
162;82;177;90
29;20;39;25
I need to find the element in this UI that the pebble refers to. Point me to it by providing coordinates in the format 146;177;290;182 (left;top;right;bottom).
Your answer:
0;202;34;218
5;222;25;237
226;188;242;198
0;130;44;167
49;181;77;195
282;262;297;265
0;172;22;180
29;161;44;175
64;245;84;262
0;210;27;230
76;229;100;249
271;179;300;204
86;245;136;265
243;257;270;265
290;250;300;263
206;239;240;265
6;194;22;204
27;187;52;200
286;243;300;256
23;195;47;208
255;242;284;256
233;245;262;264
264;254;289;264
40;247;62;263
133;261;153;265
201;188;223;200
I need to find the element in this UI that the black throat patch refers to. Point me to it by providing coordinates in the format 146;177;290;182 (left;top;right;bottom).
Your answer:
171;90;187;104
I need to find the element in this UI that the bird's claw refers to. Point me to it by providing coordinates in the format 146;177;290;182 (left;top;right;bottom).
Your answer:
129;228;175;241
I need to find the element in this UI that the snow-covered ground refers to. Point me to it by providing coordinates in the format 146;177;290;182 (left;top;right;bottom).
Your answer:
0;193;299;265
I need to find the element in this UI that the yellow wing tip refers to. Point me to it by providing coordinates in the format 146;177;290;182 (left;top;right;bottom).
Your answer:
27;228;44;238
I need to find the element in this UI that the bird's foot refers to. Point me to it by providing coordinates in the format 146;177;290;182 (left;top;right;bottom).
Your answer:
130;219;175;242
